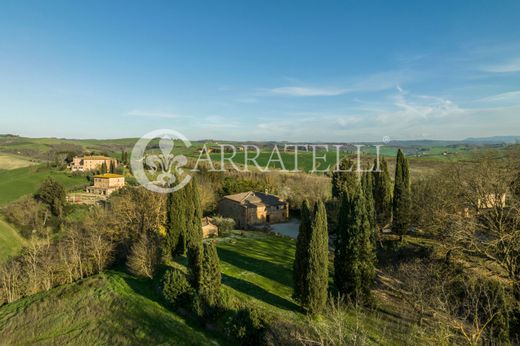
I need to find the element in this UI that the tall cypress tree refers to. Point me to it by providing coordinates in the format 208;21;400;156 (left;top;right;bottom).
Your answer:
302;200;329;314
293;200;312;301
373;158;393;230
200;241;221;307
392;149;411;241
362;169;376;244
331;157;359;199
164;188;188;258
186;179;204;290
334;183;375;302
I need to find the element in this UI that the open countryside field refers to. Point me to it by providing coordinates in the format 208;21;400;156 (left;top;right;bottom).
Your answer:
0;165;88;206
0;154;37;170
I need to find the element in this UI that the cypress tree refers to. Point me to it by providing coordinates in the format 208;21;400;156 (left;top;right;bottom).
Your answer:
186;179;204;290
373;158;393;230
331;157;358;199
302;200;329;315
293;200;312;301
334;183;375;302
392;149;411;241
100;161;107;174
200;241;221;307
362;169;376;244
164;188;188;258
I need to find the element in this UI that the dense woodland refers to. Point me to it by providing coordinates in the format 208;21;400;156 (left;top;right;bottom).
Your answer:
1;146;520;345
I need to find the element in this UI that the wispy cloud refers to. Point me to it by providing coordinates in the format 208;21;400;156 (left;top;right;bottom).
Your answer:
268;86;349;96
264;70;413;98
479;90;520;102
481;57;520;73
376;88;465;124
127;109;183;119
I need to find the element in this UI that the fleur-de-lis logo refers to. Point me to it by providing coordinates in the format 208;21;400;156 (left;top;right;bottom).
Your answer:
131;129;192;193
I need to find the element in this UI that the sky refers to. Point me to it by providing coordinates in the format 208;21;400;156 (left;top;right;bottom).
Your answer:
0;0;520;142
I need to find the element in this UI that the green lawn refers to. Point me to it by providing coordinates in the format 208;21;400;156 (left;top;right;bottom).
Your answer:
214;232;425;345
0;219;26;263
0;165;88;206
0;271;223;345
216;232;300;315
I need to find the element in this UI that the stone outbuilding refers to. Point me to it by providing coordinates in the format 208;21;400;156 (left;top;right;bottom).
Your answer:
202;217;218;238
218;191;289;229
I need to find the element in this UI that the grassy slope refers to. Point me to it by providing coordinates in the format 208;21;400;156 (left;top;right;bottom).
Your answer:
215;231;424;345
0;271;223;346
0;219;26;263
0;165;88;206
0;228;432;345
216;233;298;315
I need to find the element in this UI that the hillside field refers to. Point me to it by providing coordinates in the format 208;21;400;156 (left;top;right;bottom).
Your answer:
0;166;88;206
0;154;37;170
0;271;223;345
0;219;26;263
0;230;428;345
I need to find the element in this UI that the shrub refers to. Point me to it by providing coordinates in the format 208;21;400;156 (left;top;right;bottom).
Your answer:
213;216;235;234
226;306;269;345
161;268;192;306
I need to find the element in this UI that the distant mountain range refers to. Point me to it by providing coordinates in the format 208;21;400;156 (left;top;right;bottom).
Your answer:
462;136;520;144
2;134;520;147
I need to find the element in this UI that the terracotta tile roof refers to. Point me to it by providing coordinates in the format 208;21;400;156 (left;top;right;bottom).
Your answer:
222;191;286;207
82;156;114;160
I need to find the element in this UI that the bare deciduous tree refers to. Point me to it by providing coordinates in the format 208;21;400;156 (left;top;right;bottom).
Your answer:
127;231;161;279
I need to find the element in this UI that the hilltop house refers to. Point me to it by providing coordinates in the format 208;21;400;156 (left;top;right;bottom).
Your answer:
218;191;289;229
86;173;125;196
70;155;117;172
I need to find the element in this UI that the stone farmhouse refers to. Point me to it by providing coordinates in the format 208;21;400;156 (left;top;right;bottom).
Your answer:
218;191;289;229
70;155;117;172
86;173;125;196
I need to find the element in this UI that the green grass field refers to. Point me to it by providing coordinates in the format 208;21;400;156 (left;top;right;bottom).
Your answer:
0;219;26;263
0;165;88;206
213;232;423;345
0;271;223;345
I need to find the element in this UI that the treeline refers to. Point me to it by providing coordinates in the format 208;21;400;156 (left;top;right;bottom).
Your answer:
292;150;409;315
291;148;517;345
192;166;331;214
410;147;520;344
0;178;166;304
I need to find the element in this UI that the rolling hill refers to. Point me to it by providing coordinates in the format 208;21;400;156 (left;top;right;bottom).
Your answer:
0;271;223;345
0;165;88;206
0;219;26;263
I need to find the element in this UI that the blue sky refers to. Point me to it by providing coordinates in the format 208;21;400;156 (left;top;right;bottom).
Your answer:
1;0;519;142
